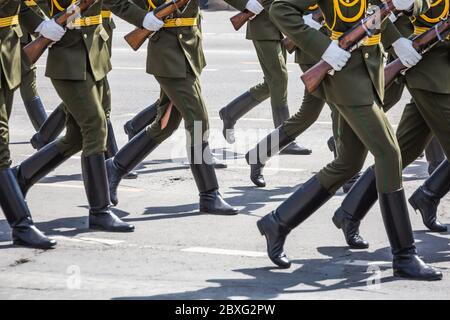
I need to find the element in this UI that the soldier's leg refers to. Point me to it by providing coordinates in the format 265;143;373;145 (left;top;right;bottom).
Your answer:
157;73;238;215
123;100;160;140
257;108;367;268
218;41;270;144
407;89;450;233
51;74;133;232
19;53;47;131
425;137;445;175
30;103;66;150
107;93;182;206
0;80;55;249
254;41;311;155
246;90;325;187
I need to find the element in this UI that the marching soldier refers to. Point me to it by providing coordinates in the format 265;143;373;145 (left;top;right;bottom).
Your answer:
256;0;442;280
106;0;238;215
12;0;161;232
19;0;48;131
0;0;56;249
218;0;311;155
27;6;138;178
332;0;450;244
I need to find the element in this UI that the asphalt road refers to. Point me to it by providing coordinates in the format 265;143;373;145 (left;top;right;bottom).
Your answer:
0;10;449;300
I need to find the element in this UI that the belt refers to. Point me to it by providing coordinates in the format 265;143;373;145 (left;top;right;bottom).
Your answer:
70;15;102;28
24;0;37;6
163;18;197;28
101;10;112;19
414;25;450;40
331;30;381;46
0;15;19;28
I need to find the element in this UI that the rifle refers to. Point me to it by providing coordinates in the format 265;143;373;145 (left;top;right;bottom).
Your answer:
384;16;450;88
282;9;325;54
301;0;396;93
124;0;190;51
23;0;97;64
229;0;262;31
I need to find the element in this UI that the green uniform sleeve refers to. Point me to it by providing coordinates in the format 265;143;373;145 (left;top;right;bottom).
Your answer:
381;18;402;49
103;0;148;27
19;4;44;34
222;0;248;12
269;0;330;60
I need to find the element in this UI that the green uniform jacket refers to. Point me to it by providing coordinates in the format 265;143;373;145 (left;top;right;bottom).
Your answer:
0;0;25;90
405;0;449;94
225;0;282;40
24;0;148;81
132;0;206;78
269;0;410;106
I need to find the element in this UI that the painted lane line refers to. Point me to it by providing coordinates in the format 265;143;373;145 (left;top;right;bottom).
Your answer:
35;182;144;193
336;260;391;267
52;235;124;245
182;246;266;258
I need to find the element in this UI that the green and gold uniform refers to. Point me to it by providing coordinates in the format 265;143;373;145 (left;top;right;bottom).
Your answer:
333;0;450;239
255;0;442;280
13;0;151;232
0;0;55;249
106;0;237;215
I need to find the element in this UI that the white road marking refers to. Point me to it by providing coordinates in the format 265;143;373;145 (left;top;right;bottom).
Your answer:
182;246;266;257
52;235;125;245
337;260;391;267
35;182;144;193
227;165;306;173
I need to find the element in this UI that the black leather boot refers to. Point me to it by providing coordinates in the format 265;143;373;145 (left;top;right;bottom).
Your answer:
123;101;159;140
245;127;296;187
342;172;362;193
23;96;48;131
106;120;138;180
332;167;377;249
189;143;238;215
425;138;445;176
13;141;70;197
81;154;134;232
0;168;56;249
219;91;261;144
257;175;333;268
106;130;159;206
273;105;311;155
379;189;442;280
30;104;66;150
409;160;449;232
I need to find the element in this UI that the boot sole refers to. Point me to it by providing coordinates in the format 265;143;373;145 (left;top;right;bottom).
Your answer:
394;270;443;281
13;239;56;250
200;209;239;216
89;225;135;233
279;150;312;155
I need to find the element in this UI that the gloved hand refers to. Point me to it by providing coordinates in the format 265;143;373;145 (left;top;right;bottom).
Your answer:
304;13;322;30
388;12;397;23
321;40;351;71
143;12;164;32
392;0;414;10
392;37;422;67
35;19;65;42
245;0;264;15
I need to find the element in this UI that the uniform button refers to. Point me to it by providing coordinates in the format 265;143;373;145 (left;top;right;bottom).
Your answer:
178;34;183;39
175;18;182;26
364;53;369;59
83;34;88;39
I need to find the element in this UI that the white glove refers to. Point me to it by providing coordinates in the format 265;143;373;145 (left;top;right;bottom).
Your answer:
35;19;65;42
143;12;164;32
392;37;422;68
304;13;322;30
392;0;414;10
245;0;264;15
321;40;351;71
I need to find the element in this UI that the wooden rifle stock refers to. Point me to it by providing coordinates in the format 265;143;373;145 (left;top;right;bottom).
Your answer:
23;0;96;64
124;0;190;51
384;16;450;89
229;9;254;31
301;0;396;93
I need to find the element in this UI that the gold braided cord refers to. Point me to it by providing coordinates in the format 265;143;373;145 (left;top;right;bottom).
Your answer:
420;0;449;23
